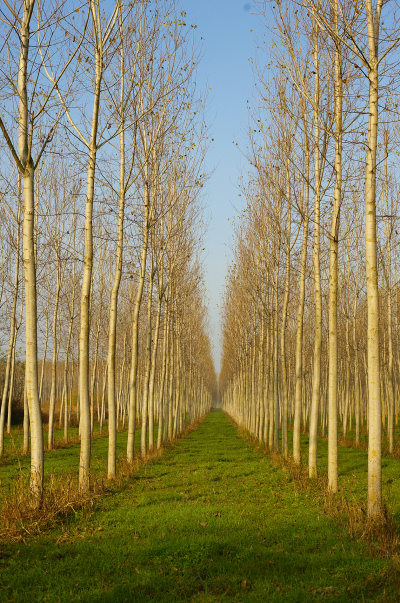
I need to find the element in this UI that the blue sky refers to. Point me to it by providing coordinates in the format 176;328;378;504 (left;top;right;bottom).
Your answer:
180;0;263;373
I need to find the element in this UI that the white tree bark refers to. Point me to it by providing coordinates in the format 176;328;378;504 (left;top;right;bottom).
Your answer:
127;184;150;463
293;132;310;465
327;4;342;493
365;0;382;519
309;29;322;478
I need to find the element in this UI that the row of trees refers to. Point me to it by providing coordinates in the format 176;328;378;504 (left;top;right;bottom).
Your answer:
221;0;400;519
0;0;216;499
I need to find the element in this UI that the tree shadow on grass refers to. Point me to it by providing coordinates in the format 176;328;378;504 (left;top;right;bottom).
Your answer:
2;501;394;603
1;412;398;603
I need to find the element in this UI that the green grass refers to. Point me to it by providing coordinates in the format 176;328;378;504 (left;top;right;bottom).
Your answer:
2;424;82;456
0;425;157;488
280;426;400;518
0;410;398;602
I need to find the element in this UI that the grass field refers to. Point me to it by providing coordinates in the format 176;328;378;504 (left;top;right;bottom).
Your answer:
0;424;158;488
283;426;400;516
0;410;398;602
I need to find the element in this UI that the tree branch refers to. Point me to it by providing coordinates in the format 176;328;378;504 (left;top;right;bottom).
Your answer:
0;116;24;172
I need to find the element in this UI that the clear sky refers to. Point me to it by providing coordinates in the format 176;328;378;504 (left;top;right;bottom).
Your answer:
180;0;262;374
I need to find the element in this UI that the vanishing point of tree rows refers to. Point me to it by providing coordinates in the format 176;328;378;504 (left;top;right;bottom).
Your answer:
221;0;400;520
0;0;216;501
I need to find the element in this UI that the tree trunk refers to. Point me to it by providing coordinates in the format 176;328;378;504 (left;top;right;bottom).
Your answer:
148;293;163;450
78;105;101;494
0;227;20;455
281;157;291;458
327;6;342;493
48;267;61;450
141;267;154;456
365;0;382;519
158;309;169;448
293;138;310;465
309;29;322;478
127;183;150;463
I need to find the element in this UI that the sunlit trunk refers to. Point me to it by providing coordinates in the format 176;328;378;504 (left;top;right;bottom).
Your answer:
78;50;102;493
365;0;382;519
48;267;61;450
127;183;150;463
107;8;126;478
309;30;322;478
327;5;342;493
293;137;310;465
141;266;154;456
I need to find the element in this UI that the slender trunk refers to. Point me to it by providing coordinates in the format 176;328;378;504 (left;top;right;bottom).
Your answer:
273;258;279;452
99;365;107;435
23;159;44;496
127;184;150;463
90;314;101;436
343;297;351;440
365;0;382;518
117;333;127;428
78;45;103;494
0;186;22;454
353;240;360;446
281;159;291;458
19;0;44;500
6;338;17;435
167;328;174;439
258;318;265;442
327;8;342;493
251;335;257;434
382;132;394;454
39;307;49;406
63;309;74;443
23;377;29;455
48;267;61;450
293;140;310;465
148;293;162;450
157;306;169;449
309;30;322;478
107;10;127;475
141;268;154;456
157;309;169;449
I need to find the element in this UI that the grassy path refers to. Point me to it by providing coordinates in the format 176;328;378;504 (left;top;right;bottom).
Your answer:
0;410;397;602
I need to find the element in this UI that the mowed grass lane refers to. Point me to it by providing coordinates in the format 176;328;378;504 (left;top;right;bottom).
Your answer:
0;410;397;602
